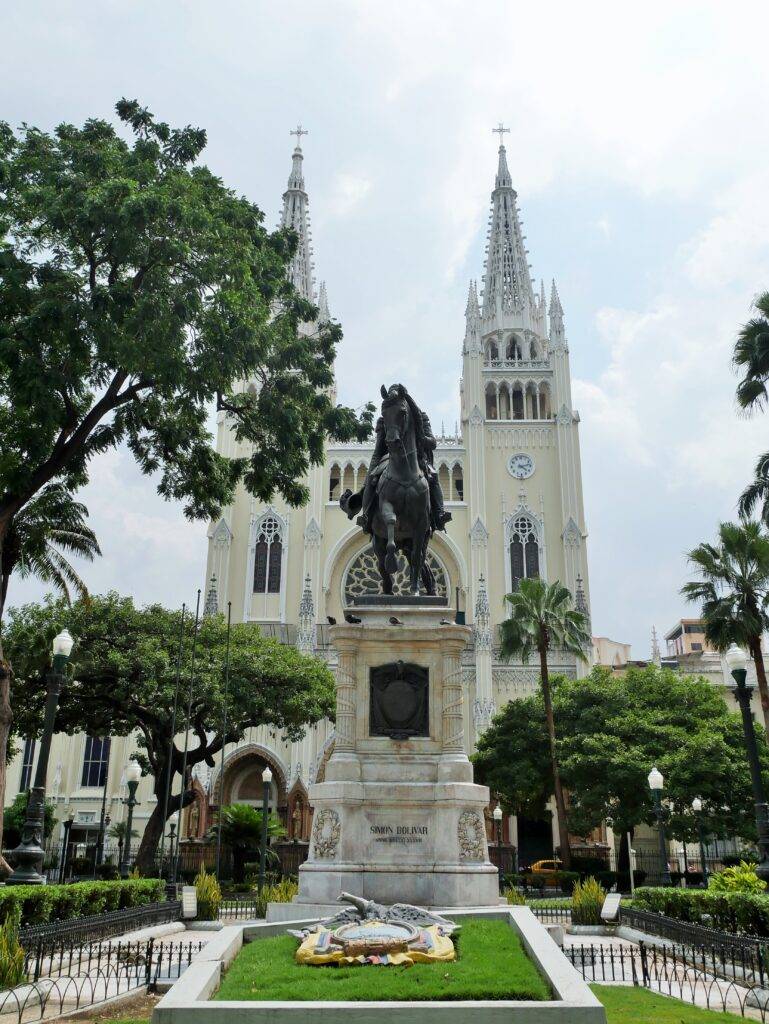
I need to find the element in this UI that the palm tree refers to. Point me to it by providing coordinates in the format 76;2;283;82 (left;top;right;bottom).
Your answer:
682;520;769;738
0;483;100;620
733;293;769;521
499;578;591;870
211;803;286;882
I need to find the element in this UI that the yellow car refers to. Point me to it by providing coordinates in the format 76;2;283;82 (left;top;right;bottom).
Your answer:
529;859;563;885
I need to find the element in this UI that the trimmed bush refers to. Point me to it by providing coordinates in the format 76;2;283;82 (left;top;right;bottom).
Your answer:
572;877;606;926
0;879;164;929
554;870;580;894
633;886;769;936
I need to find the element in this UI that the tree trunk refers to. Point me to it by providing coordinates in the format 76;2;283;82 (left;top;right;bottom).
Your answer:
539;645;571;870
748;635;769;740
135;786;195;875
0;526;13;876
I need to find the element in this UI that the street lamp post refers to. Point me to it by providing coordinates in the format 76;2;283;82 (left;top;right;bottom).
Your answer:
692;797;709;887
648;766;672;886
8;629;74;885
725;644;769;882
258;767;272;894
493;804;503;873
167;821;177;879
119;759;142;879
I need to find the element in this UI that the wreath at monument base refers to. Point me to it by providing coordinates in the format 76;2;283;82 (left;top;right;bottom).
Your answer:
291;892;458;967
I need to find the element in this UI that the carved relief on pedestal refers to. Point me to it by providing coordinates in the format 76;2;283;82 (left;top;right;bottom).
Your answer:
457;809;486;861
312;809;341;860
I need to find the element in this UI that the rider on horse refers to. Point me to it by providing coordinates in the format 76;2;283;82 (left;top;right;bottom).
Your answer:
340;387;452;536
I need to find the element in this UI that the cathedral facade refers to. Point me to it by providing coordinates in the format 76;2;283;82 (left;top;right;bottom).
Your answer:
4;132;593;869
199;132;593;864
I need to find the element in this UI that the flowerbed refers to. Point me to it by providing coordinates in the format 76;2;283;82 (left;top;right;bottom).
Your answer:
0;879;164;927
633;886;769;936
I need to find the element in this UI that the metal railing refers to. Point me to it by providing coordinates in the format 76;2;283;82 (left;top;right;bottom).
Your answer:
620;905;769;950
568;941;769;1019
0;937;203;1023
528;902;573;924
19;900;182;950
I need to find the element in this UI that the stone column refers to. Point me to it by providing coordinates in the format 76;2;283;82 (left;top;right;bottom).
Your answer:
326;627;361;782
439;631;472;782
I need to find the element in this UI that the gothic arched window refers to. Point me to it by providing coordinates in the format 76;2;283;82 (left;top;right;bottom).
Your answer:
509;515;540;590
253;514;284;594
506;335;523;361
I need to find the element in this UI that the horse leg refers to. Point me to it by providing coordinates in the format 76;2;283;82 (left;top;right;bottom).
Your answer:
420;556;436;596
372;532;393;595
409;528;426;595
380;498;398;575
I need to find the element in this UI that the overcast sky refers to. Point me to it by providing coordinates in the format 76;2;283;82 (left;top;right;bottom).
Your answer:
4;1;769;656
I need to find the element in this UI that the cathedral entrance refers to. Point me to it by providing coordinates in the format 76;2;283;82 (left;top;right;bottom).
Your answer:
516;814;555;870
213;746;288;827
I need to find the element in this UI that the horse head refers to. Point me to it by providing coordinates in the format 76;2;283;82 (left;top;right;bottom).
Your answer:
380;384;411;450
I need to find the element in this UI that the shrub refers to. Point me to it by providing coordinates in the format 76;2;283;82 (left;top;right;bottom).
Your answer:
503;886;527;905
723;852;759;867
0;879;165;929
571;877;606;926
96;863;120;881
632;886;769;936
595;871;618;891
252;878;299;919
616;869;646;892
709;862;767;895
554;870;580;894
571;856;610;876
70;856;91;876
195;867;222;922
0;908;25;991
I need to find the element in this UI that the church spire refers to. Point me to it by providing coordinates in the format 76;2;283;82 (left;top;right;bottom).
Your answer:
318;280;330;322
281;125;315;303
465;279;480;320
481;126;536;319
549;279;565;341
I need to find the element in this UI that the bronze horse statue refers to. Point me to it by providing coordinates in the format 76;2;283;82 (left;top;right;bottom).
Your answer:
341;384;447;596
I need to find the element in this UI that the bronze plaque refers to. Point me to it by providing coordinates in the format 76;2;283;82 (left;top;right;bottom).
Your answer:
369;661;429;740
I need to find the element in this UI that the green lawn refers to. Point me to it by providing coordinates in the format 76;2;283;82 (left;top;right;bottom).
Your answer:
214;918;550;1002
591;985;746;1022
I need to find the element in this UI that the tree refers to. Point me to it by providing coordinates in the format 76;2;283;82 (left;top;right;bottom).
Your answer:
0;99;372;852
497;578;590;869
1;483;100;615
474;666;766;858
733;293;769;522
3;791;56;849
107;820;138;843
212;803;285;882
682;520;769;738
3;593;336;872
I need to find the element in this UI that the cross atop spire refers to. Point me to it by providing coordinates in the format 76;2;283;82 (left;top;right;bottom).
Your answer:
282;129;315;302
290;124;308;147
492;122;510;143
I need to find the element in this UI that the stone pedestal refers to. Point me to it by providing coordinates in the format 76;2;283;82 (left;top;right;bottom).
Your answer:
296;605;499;908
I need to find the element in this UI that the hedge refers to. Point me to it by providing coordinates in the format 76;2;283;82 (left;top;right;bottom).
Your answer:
0;879;165;928
633;886;769;936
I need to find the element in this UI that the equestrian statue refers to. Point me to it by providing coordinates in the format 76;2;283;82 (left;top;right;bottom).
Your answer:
340;384;451;596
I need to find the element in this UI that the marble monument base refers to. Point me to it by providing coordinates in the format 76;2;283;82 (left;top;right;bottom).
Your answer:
295;606;499;909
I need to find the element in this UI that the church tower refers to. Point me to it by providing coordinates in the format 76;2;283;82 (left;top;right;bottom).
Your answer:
462;131;591;728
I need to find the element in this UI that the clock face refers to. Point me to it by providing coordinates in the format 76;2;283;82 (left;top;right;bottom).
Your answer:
508;453;535;479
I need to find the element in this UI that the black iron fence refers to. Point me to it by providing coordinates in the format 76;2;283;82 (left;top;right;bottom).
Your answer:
0;937;203;1024
568;941;769;1019
488;844;517;876
19;900;182;951
620;905;769;951
528;901;573;924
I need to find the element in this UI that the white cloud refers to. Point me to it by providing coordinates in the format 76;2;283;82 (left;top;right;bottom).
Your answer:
326;173;372;218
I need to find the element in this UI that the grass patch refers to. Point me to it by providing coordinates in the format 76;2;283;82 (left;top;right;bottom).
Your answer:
215;918;550;1002
592;985;745;1022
